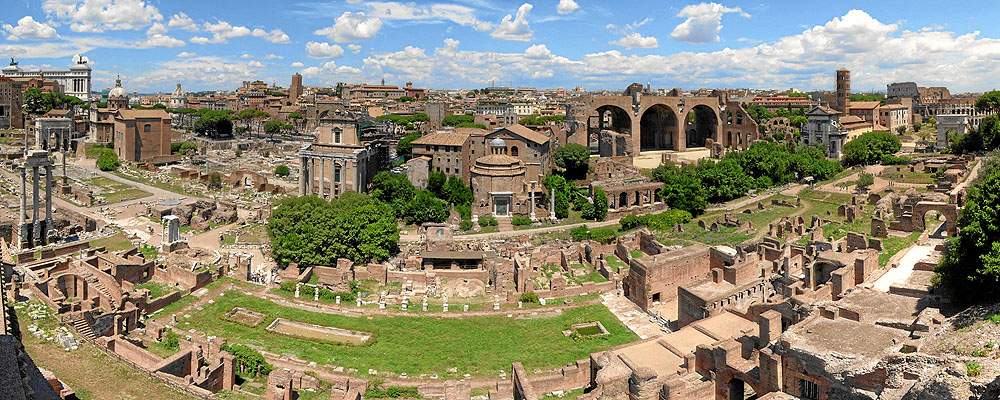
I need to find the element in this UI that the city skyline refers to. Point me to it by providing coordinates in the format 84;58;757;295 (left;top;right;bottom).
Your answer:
1;0;999;93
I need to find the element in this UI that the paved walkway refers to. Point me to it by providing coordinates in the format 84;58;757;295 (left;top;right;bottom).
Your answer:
601;292;664;340
873;243;935;292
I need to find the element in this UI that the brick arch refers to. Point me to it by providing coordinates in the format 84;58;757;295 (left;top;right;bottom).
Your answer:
912;201;958;236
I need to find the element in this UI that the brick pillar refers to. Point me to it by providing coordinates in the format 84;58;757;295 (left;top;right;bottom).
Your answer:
222;352;235;390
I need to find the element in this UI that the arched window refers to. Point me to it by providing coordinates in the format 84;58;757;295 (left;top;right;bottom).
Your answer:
511;146;519;157
143;124;152;132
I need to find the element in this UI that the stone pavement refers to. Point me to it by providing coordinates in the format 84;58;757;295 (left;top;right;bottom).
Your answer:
601;292;665;340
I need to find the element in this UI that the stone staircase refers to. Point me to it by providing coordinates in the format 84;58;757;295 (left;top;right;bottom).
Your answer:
68;314;96;340
83;272;113;300
497;217;513;232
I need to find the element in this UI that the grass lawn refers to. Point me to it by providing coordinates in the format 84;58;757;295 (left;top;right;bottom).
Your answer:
85;177;152;203
135;281;176;299
90;233;134;252
15;302;196;400
114;169;205;198
879;169;934;185
181;291;637;378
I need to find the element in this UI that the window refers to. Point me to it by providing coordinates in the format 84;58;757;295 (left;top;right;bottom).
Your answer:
511;146;519;157
334;128;342;143
334;165;342;183
143;124;152;132
799;379;819;400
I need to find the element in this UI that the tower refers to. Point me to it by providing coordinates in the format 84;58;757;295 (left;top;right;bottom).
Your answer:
835;69;851;113
289;73;303;102
107;75;128;110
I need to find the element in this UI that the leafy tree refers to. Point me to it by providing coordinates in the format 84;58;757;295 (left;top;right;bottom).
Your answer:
697;158;754;202
170;141;198;155
442;176;473;206
221;344;272;378
979;116;1000;151
519;114;565;126
543;175;570;219
96;150;120;171
274;164;290;177
745;104;775;124
554;143;590;179
264;119;290;136
896;125;907;135
936;153;1000;303
976;90;1000;115
442;114;475;127
268;194;399;265
427;171;446;197
842;131;902;166
849;93;885;102
403;190;449;225
856;172;875;190
590;187;608;221
208;173;223;190
652;163;708;215
397;96;416;102
369;172;415;217
193;110;234;138
396;132;422;160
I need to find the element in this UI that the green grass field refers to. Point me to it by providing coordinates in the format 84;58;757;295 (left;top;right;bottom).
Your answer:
181;291;637;378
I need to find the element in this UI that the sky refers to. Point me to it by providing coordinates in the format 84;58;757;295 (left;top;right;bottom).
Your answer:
1;0;999;94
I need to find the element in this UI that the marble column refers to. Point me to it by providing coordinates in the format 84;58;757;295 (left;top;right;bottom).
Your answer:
31;166;40;244
529;181;537;221
18;167;26;226
318;158;326;199
299;156;308;196
45;164;53;241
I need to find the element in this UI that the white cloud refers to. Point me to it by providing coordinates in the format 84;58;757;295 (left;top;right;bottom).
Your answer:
611;32;659;49
291;61;305;68
606;18;652;35
265;53;284;60
252;28;291;44
177;51;196;58
133;55;263;90
0;42;91;59
241;53;253;59
146;22;166;35
348;44;363;54
168;12;198;31
306;41;345;58
670;2;749;43
138;33;184;48
300;61;363;81
4;16;59;40
191;20;250;44
43;0;163;32
556;0;580;15
492;3;533;42
247;60;264;68
366;2;493;32
315;12;382;43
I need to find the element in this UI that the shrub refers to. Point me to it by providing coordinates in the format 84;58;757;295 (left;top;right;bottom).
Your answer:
619;215;643;231
589;227;618;244
96;149;120;171
402;190;448;225
221;343;272;378
455;204;471;220
644;209;693;230
161;330;180;352
554;143;591;179
881;154;910;165
511;216;532;226
570;225;590;241
170;141;198;155
857;172;875;190
966;361;982;377
842;131;902;166
478;215;497;227
591;187;609;221
365;380;421;400
274;164;290;177
519;292;539;303
459;219;473;231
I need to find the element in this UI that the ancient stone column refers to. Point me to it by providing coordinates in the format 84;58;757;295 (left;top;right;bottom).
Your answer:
31;166;40;244
318;158;326;199
299;156;309;196
18;166;26;226
45;164;53;241
529;181;536;221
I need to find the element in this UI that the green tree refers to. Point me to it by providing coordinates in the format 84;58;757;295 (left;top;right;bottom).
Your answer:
979;116;1000;151
268;194;399;265
221;344;272;378
369;172;415;217
396;132;422;160
936;153;1000;303
442;176;473;206
442;114;475;127
403;190;449;225
697;158;754;202
976;90;1000;115
193;110;234;138
554;143;591;180
857;172;875;190
427;171;446;197
274;164;290;177
96;150;120;171
842;131;902;166
652;163;708;215
543;175;570;219
591;187;608;221
745;104;775;124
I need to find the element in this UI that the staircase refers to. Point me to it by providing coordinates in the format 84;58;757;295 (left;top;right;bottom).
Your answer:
68;314;97;340
83;272;113;301
497;217;513;232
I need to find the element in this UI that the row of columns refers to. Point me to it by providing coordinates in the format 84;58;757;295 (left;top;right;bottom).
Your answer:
298;155;344;199
18;163;54;248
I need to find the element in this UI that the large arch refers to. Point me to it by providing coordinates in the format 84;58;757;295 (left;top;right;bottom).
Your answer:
684;105;718;148
639;104;678;151
912;201;958;236
596;105;631;133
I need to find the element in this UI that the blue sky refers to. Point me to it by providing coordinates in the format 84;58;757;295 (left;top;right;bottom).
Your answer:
2;0;999;93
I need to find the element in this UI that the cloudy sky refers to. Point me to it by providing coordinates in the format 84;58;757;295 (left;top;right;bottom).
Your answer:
2;0;999;93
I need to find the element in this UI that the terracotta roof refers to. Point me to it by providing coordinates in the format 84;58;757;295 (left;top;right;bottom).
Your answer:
475;153;522;166
850;101;881;110
879;104;908;110
807;106;840;115
115;109;171;120
839;115;865;124
497;124;550;144
412;132;470;147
